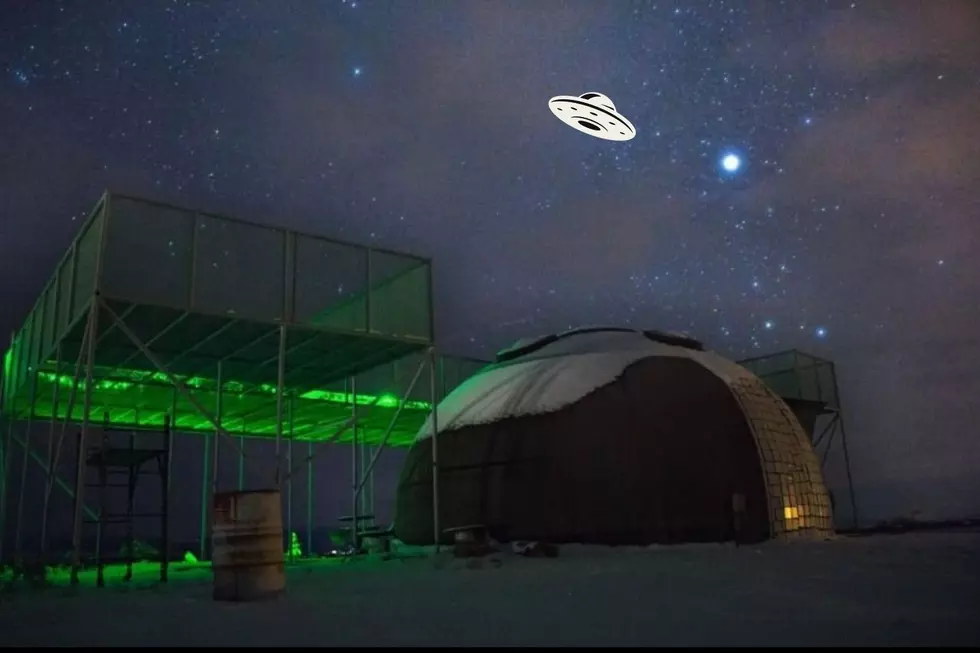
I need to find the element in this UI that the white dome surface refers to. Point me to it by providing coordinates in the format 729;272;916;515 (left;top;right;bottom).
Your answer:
416;329;752;440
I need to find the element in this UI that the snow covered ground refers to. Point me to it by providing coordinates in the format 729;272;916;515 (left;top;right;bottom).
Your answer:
2;531;978;647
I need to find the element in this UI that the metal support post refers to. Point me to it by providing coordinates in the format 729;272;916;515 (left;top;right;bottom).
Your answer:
70;299;100;585
161;413;172;582
280;359;422;481
813;412;839;451
13;367;38;564
164;389;177;579
0;426;5;568
39;344;62;562
274;324;286;487
45;321;91;535
361;441;371;521
354;358;426;498
238;433;245;491
429;349;440;551
0;332;10;566
829;367;859;530
199;427;211;560
286;392;294;559
212;361;222;497
838;415;858;530
368;444;376;521
350;376;359;552
306;439;313;557
201;361;221;560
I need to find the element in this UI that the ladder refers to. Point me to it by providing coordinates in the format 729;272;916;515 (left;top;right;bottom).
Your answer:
83;412;172;587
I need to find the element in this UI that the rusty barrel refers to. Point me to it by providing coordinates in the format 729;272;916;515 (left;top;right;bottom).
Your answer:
212;489;285;602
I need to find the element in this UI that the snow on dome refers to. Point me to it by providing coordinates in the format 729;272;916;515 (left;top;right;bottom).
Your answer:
417;328;752;439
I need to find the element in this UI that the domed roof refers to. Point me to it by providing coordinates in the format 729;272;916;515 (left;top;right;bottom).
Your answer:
416;327;752;439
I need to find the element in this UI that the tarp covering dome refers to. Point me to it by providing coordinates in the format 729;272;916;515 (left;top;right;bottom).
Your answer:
394;327;834;546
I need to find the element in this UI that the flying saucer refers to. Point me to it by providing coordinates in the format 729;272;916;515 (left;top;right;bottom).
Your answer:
548;92;636;142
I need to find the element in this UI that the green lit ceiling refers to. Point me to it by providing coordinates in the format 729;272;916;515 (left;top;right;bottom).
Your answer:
5;363;433;447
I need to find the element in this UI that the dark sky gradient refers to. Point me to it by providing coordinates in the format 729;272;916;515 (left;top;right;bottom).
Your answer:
1;0;978;525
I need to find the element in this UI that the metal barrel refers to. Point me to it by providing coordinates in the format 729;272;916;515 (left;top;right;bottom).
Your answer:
212;489;285;602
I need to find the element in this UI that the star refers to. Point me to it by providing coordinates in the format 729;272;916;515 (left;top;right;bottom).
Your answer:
720;152;742;173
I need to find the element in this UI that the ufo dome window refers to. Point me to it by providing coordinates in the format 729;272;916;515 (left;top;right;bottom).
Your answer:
580;93;601;100
495;334;559;362
642;329;705;351
557;326;636;340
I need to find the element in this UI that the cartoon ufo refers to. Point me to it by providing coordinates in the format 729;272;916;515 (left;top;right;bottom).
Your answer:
548;92;636;141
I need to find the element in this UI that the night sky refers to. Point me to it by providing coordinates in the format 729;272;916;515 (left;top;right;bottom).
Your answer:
1;0;978;525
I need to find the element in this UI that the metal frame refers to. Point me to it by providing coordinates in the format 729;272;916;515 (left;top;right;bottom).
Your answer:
0;191;448;581
0;333;11;567
738;348;858;530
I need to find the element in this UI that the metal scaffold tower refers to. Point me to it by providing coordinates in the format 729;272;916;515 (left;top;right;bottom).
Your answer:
0;191;485;584
738;349;859;530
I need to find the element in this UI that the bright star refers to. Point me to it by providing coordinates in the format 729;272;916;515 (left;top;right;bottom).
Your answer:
721;153;741;173
352;66;362;77
815;326;827;338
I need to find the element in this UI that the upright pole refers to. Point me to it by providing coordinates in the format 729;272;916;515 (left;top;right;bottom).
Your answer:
238;436;245;491
364;442;373;522
0;332;11;566
286;392;294;559
43;328;94;560
203;361;222;560
13;367;38;564
0;421;5;565
306;438;313;556
39;344;62;562
350;376;359;552
428;349;440;551
359;439;368;518
830;366;859;530
212;361;222;497
274;324;286;488
160;413;172;582
198;419;211;560
166;388;177;573
70;299;100;585
839;416;858;530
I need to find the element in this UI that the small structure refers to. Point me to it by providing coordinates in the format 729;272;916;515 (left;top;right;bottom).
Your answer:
737;349;858;529
395;327;834;546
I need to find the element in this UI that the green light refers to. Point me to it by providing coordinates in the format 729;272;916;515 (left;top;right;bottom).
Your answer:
14;364;433;447
36;370;430;411
298;388;428;410
287;532;302;558
2;347;11;408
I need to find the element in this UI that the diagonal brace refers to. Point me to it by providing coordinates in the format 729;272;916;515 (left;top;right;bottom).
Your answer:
98;297;250;464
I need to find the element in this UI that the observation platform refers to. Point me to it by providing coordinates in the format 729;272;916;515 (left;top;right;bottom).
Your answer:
737;349;840;438
1;192;485;446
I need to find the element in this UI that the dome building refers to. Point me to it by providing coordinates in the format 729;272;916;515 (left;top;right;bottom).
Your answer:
394;327;833;546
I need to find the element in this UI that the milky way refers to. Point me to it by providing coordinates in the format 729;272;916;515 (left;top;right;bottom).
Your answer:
1;0;978;522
